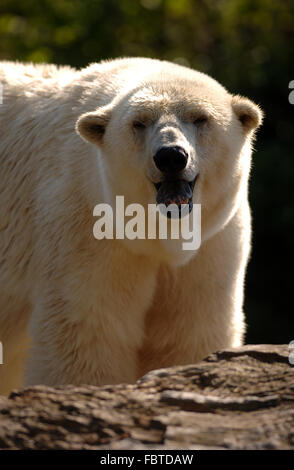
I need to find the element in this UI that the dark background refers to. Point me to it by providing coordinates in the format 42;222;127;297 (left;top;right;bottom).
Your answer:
0;0;293;344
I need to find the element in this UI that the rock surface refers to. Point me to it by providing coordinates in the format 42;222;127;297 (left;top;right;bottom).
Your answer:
0;344;293;450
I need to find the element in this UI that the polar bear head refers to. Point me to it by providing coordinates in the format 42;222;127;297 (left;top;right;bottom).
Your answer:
76;59;263;265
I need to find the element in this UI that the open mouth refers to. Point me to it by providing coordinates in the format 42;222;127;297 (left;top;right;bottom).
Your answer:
154;175;197;218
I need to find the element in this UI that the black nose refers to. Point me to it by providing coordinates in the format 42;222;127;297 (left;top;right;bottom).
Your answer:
153;146;188;173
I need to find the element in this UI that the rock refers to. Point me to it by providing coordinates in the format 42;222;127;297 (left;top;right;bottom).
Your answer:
0;344;293;450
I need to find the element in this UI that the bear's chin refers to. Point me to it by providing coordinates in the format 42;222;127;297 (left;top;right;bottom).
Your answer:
159;238;198;267
121;237;198;267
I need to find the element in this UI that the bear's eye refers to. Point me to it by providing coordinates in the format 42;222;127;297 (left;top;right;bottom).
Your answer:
193;116;208;126
133;121;146;130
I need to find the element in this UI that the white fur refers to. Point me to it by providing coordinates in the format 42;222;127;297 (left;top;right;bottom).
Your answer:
0;58;262;395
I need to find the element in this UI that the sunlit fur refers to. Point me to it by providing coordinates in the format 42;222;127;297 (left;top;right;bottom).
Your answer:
0;58;262;395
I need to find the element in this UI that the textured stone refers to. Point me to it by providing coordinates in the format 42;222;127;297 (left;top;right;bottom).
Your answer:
0;344;293;450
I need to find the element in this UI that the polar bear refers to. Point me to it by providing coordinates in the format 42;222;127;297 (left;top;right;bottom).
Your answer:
0;58;262;395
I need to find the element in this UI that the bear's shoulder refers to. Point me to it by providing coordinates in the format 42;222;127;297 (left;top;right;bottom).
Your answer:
0;61;77;88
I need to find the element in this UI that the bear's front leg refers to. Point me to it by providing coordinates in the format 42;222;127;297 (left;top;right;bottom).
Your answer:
139;206;250;376
25;246;157;387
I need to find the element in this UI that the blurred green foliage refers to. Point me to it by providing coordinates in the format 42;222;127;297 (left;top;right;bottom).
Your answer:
0;0;293;343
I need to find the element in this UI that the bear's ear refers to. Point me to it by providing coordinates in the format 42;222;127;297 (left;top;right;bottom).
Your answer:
232;95;263;134
76;106;112;145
